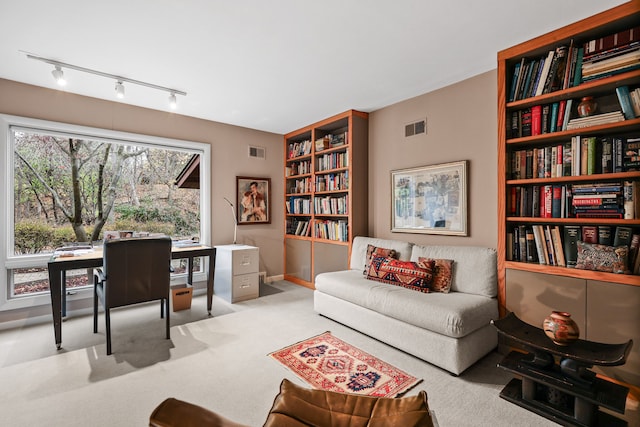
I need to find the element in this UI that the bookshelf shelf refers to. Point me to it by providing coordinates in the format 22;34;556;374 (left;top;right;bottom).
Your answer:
505;261;640;286
498;2;640;315
507;69;640;109
284;110;368;288
506;118;640;145
508;171;640;185
506;217;640;226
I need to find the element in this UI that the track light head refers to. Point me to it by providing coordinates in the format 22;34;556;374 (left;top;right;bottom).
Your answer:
168;92;177;110
115;81;125;99
51;66;66;86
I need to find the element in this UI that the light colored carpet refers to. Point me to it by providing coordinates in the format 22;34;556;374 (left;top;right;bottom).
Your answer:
0;281;631;426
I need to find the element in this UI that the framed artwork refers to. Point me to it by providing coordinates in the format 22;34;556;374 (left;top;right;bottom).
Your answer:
391;160;468;236
236;176;271;225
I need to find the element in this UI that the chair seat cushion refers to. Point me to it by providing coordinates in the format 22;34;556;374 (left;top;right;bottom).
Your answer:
263;379;434;427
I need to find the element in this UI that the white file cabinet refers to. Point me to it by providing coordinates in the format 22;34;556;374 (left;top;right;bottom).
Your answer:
214;244;259;303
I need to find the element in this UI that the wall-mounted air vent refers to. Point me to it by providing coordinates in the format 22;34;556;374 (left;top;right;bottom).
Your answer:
404;118;427;137
248;145;266;159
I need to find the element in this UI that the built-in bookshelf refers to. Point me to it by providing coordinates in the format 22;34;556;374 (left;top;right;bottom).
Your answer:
284;110;368;288
498;2;640;315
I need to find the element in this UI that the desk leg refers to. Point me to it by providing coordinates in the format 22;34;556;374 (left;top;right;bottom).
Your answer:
48;266;63;349
187;257;194;287
61;270;67;318
207;251;215;315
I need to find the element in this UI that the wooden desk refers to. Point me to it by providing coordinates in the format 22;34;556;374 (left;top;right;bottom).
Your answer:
47;245;216;349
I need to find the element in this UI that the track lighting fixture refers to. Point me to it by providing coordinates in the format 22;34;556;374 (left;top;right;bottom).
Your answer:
51;66;66;86
24;52;186;110
115;81;125;99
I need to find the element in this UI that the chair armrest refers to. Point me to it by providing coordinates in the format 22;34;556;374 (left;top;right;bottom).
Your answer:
93;268;105;283
150;398;249;427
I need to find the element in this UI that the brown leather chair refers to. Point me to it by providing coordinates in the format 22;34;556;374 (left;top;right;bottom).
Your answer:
94;236;173;355
150;378;435;427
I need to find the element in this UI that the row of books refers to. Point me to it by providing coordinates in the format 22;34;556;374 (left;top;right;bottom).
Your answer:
286;196;311;215
316;151;348;172
315;171;348;192
581;36;640;82
509;181;639;219
287;177;311;194
314;195;348;215
285;159;311;177
509;101;572;138
508;25;640;102
315;132;347;152
287;139;312;159
314;219;348;242
508;224;640;274
508;44;577;102
287;219;311;237
508;88;637;139
510;136;640;180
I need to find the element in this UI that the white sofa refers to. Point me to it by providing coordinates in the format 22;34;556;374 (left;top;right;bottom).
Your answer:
314;236;499;375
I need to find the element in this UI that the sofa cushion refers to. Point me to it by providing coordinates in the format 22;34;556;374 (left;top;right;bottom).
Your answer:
350;236;413;270
263;378;434;427
366;256;434;293
410;245;497;297
419;258;454;293
363;244;397;277
315;270;498;338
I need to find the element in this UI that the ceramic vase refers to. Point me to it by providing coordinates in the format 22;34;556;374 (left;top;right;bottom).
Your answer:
577;96;597;117
543;311;579;345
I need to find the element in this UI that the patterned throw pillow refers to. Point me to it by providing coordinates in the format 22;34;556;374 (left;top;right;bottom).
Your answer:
366;256;435;293
363;245;397;276
419;257;454;293
575;241;629;274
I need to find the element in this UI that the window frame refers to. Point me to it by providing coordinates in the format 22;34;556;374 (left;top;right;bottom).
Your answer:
0;114;211;311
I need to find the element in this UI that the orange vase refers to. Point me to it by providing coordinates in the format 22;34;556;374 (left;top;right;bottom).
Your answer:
543;311;579;345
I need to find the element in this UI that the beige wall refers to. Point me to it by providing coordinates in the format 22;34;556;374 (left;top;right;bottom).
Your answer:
0;78;284;277
368;70;498;248
0;71;499;323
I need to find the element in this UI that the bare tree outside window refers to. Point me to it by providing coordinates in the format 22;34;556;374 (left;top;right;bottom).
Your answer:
12;129;201;295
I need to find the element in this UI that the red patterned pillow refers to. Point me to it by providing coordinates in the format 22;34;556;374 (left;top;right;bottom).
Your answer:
366;256;434;293
575;241;629;273
419;258;454;293
363;245;397;276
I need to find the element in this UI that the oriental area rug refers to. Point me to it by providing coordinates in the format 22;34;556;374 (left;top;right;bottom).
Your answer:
268;331;421;397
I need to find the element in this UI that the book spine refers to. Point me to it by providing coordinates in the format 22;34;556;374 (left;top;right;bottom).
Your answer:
531;105;542;136
616;85;636;120
563;225;581;267
613;226;633;247
582;226;598;243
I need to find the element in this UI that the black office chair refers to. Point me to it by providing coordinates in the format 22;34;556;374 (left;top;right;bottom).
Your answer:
93;236;173;355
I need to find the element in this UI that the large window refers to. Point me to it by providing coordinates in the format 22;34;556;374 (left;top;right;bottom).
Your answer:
1;115;210;310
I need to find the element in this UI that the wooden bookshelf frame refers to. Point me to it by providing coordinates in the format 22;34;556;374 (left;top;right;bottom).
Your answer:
283;110;368;288
497;1;640;315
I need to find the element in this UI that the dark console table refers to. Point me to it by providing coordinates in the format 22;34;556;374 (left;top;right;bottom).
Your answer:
492;313;633;427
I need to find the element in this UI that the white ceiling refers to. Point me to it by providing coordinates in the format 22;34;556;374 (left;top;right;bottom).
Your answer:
0;0;628;134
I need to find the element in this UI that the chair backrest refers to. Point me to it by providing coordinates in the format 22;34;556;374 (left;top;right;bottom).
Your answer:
102;236;172;308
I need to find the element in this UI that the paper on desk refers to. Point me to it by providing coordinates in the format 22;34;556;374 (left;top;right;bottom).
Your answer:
53;248;95;257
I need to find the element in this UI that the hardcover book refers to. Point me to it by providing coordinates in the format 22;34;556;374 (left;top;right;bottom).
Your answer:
581;226;598;243
613;226;633;247
598;225;613;246
563;225;581;267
